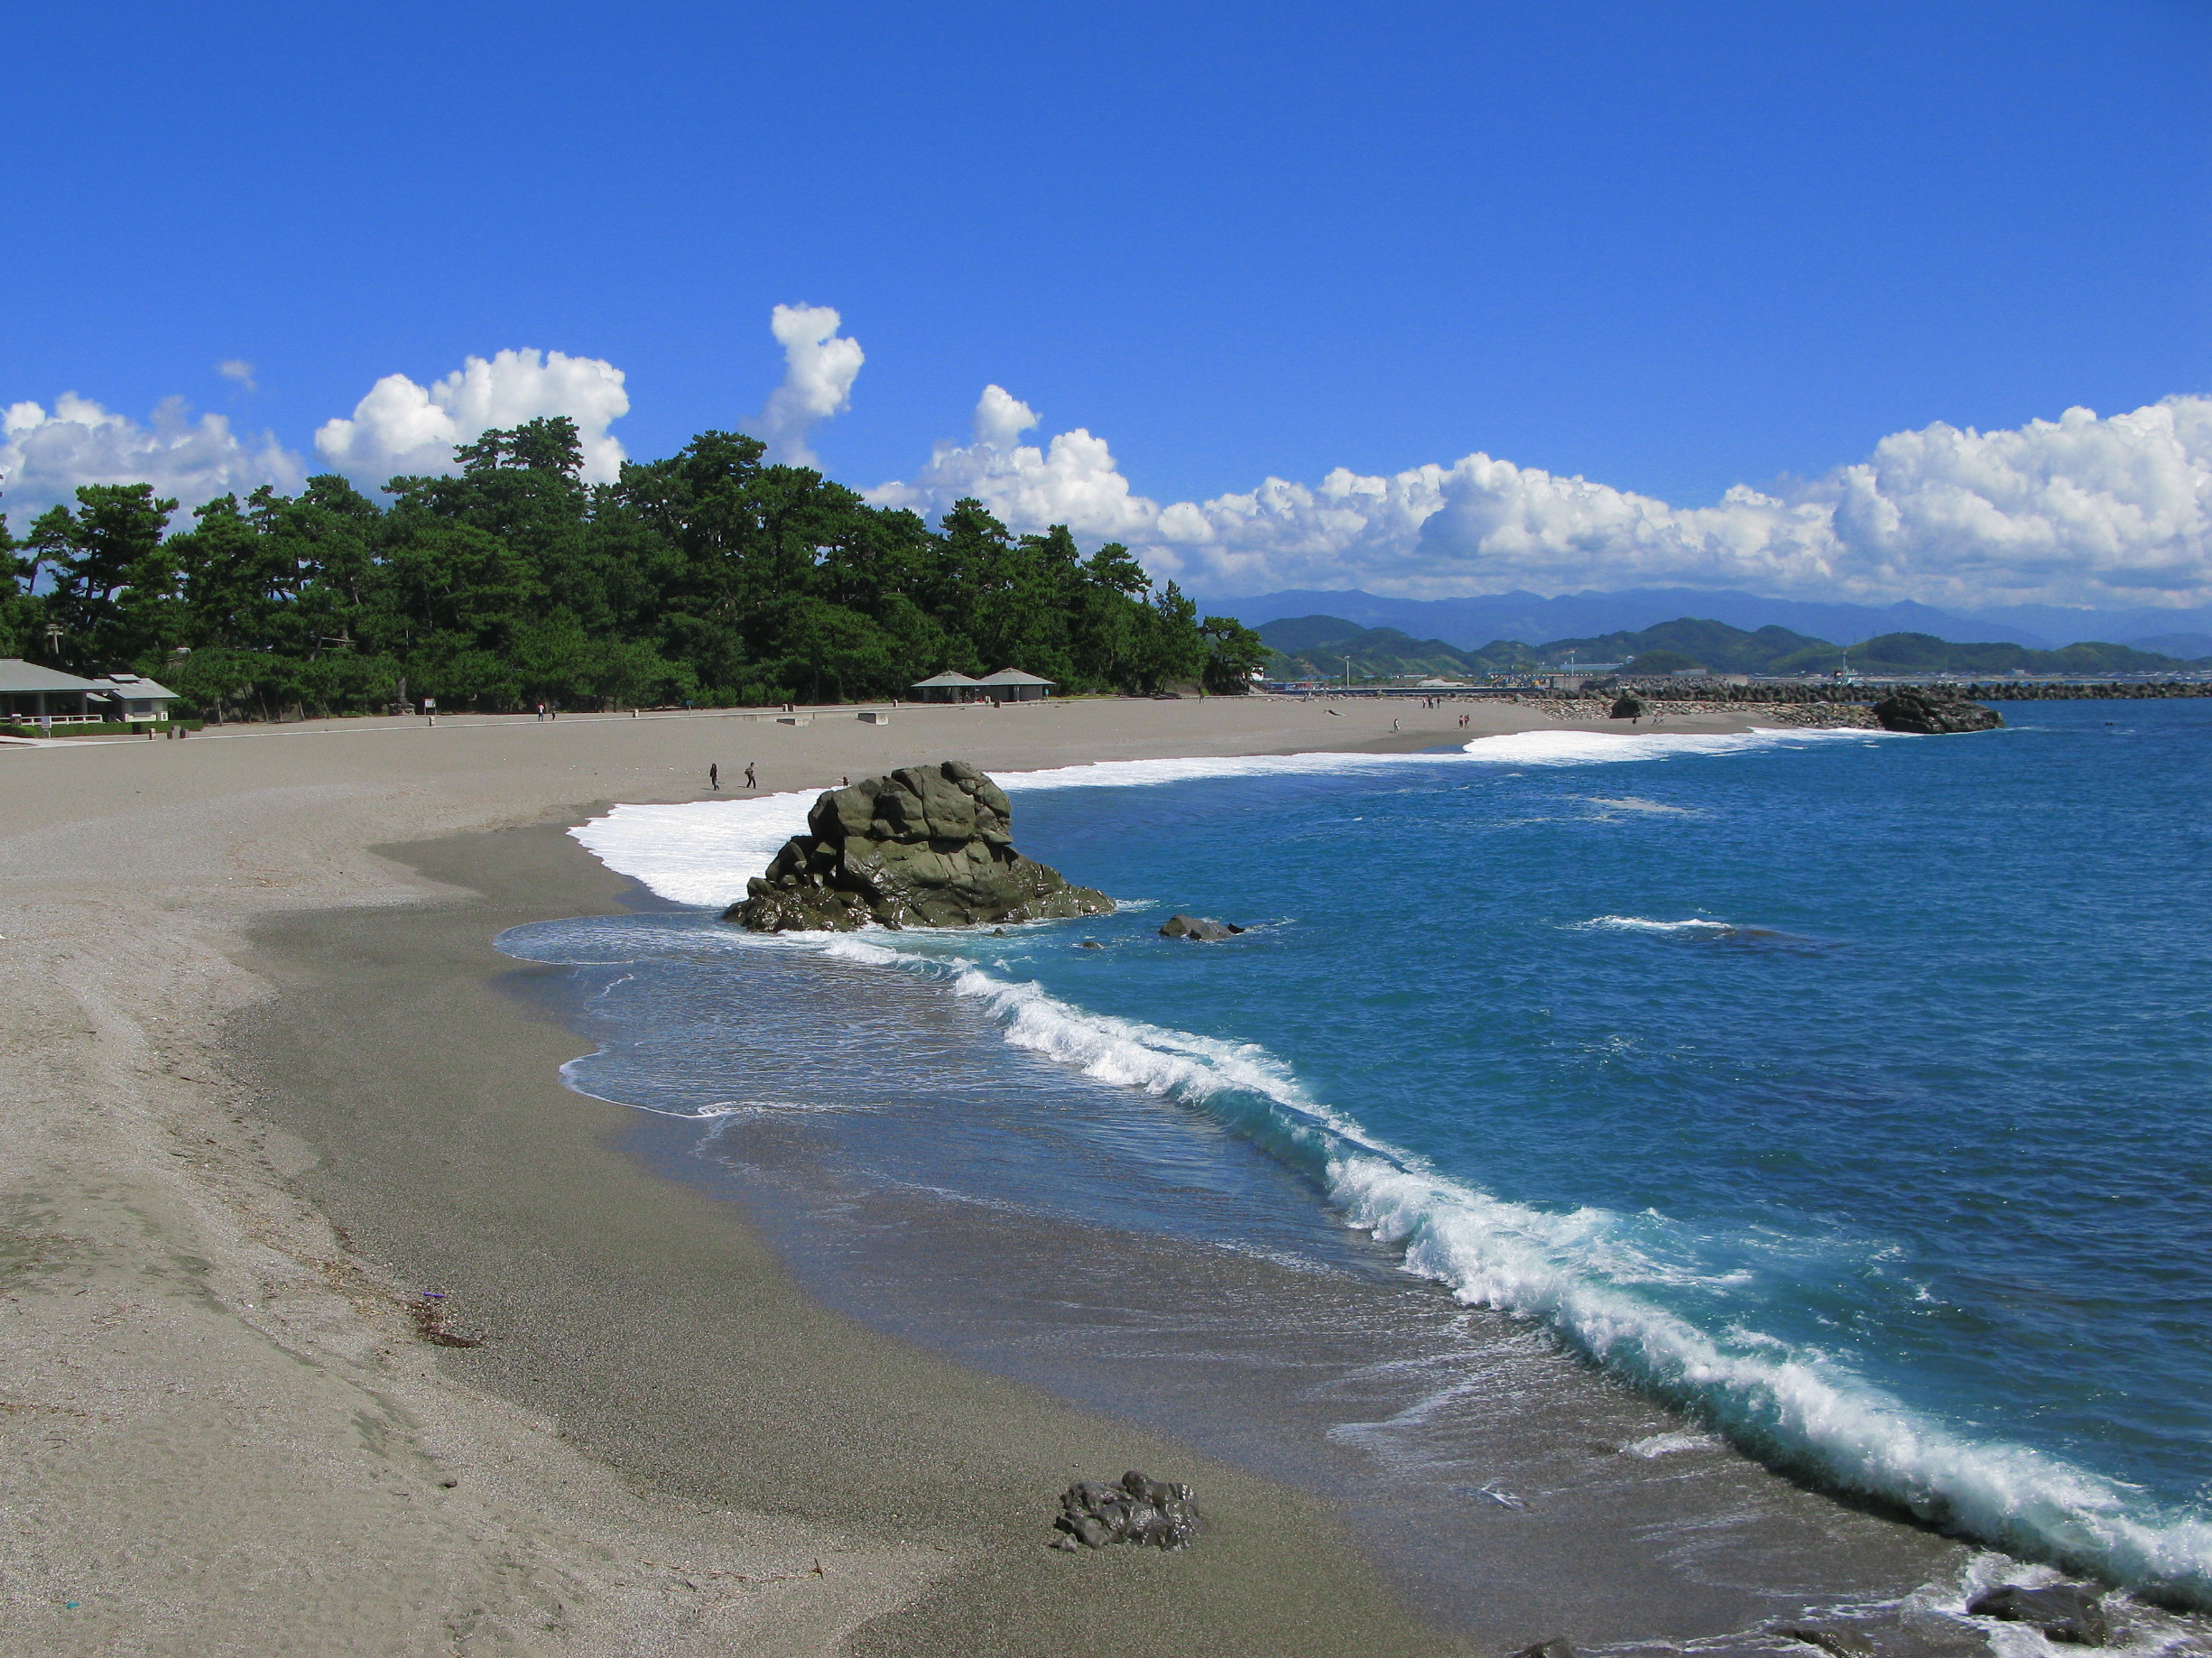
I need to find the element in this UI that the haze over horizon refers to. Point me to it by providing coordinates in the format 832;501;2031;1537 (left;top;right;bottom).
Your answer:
7;0;2208;617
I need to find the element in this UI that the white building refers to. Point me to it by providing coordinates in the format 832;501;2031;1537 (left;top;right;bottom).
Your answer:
0;661;180;727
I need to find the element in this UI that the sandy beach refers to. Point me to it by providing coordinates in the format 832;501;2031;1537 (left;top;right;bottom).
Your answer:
0;694;1937;1655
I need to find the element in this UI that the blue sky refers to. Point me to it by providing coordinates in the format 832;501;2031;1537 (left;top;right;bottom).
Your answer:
7;0;2210;609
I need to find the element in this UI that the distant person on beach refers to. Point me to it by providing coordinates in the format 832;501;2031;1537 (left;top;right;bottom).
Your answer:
745;763;756;790
709;764;719;791
536;703;546;721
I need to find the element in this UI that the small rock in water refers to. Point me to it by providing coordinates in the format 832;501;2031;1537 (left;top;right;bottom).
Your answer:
1966;1583;2108;1645
1779;1626;1876;1658
1503;1640;1575;1658
1078;940;1103;949
1051;1469;1201;1551
1476;1482;1527;1509
1159;913;1245;942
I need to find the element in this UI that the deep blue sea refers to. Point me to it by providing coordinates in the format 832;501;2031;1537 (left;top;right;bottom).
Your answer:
500;703;2212;1609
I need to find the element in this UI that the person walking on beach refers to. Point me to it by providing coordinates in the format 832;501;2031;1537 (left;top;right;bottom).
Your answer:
709;763;719;791
744;762;756;790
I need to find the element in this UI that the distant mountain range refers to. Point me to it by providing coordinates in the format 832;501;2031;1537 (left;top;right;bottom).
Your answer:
1257;614;2212;683
1206;587;2212;655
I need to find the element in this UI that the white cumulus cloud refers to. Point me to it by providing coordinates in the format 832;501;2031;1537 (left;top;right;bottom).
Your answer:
1;394;305;532
871;390;2212;610
745;304;865;468
866;385;1157;542
217;358;256;390
313;347;630;486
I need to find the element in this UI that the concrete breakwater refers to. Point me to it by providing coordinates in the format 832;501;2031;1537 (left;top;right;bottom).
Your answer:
1531;681;2211;706
1525;698;1883;727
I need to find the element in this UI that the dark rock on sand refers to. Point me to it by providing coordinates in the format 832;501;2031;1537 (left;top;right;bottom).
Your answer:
1966;1583;2108;1644
1872;690;2004;734
1502;1640;1576;1658
1050;1469;1202;1551
1160;914;1245;942
1609;694;1645;719
727;760;1115;932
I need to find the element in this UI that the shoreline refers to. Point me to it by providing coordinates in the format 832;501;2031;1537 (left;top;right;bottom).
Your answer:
229;825;1467;1655
0;694;1573;1653
0;693;2030;1653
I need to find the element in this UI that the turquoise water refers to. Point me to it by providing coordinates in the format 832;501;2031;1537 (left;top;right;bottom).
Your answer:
504;703;2212;1603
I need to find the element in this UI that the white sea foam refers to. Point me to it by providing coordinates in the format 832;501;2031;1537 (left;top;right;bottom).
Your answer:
1579;915;1740;934
569;727;1883;908
1623;1431;1718;1458
554;1054;859;1121
569;793;819;908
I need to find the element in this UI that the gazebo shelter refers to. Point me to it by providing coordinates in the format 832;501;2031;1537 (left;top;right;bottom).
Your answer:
910;671;982;704
976;668;1054;702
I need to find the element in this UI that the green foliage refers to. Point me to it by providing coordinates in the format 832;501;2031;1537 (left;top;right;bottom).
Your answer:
1622;648;1703;674
11;415;1239;716
26;483;180;670
0;507;39;658
1199;614;1268;694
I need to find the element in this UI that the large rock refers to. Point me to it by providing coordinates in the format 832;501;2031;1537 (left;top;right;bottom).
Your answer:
726;760;1115;932
1966;1583;2108;1645
1872;690;2004;734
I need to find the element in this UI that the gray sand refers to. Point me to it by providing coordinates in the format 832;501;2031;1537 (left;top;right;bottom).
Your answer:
234;823;1468;1656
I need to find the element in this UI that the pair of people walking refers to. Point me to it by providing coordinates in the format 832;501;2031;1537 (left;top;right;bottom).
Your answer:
708;763;758;792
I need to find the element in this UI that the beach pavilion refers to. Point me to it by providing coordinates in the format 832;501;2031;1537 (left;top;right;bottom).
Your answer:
0;660;180;727
910;670;983;703
975;668;1054;702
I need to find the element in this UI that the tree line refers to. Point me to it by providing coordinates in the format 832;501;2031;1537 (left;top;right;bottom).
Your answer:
0;417;1267;718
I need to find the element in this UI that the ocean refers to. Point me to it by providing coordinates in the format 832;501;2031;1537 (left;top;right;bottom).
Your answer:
496;701;2212;1640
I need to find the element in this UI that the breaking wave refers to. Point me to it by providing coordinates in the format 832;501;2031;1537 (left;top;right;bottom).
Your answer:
809;934;2212;1604
569;727;1886;909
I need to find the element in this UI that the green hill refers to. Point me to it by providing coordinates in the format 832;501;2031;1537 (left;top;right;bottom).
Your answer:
1530;619;1835;673
1256;616;1521;681
1766;632;2196;676
1259;614;2207;683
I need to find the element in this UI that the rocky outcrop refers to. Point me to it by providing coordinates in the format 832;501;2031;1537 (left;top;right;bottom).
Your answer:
1609;694;1646;719
1872;690;2004;734
1160;914;1244;941
1967;1584;2108;1645
1050;1471;1201;1551
726;760;1115;932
